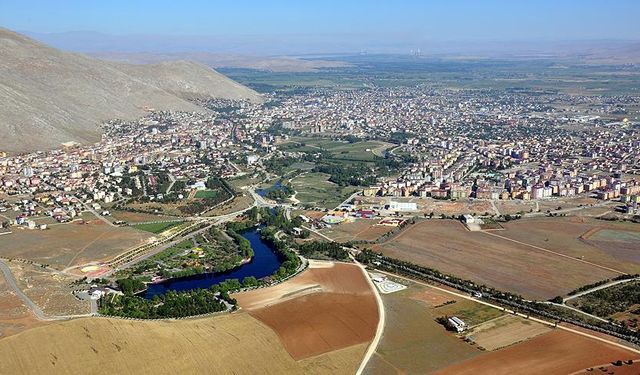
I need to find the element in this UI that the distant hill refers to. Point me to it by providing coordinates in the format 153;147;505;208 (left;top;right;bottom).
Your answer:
0;28;262;153
93;52;350;72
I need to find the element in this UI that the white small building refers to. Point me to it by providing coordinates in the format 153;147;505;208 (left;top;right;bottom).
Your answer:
447;316;467;333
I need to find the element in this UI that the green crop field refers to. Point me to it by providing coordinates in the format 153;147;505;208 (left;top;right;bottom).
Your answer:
132;221;184;234
194;189;219;199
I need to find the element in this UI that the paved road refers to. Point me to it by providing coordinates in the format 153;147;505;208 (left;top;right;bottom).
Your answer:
0;259;92;321
0;259;48;320
354;257;386;375
564;277;640;302
301;225;386;375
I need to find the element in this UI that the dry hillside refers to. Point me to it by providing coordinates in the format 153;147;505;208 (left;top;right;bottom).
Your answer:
0;28;261;153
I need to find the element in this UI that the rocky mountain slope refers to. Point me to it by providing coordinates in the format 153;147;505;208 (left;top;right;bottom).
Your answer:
0;28;261;153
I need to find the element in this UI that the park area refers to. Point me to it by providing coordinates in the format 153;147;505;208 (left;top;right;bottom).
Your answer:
373;219;618;300
290;172;358;209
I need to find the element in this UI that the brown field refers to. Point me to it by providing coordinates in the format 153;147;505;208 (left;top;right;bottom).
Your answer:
574;361;640;374
465;315;551;351
495;200;537;215
364;282;482;374
319;219;393;242
235;261;378;360
7;262;89;316
374;220;617;300
0;275;44;339
0;216;152;269
434;330;639;375
204;193;254;216
0;313;365;375
501;216;640;274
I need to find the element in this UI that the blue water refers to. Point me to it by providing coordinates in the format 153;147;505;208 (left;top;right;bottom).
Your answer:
144;227;283;298
256;180;283;197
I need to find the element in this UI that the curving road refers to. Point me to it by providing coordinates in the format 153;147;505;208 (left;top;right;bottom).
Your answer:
0;259;91;321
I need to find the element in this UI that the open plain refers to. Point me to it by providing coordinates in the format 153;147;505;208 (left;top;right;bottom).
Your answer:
0;215;152;269
374;220;619;300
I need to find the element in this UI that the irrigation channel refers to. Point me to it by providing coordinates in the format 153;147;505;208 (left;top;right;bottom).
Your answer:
143;227;283;298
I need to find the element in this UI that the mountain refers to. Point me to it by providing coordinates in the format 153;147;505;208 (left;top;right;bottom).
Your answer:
93;52;350;72
0;28;262;154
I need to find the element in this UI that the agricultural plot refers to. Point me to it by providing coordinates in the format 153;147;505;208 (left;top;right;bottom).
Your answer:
464;315;550;351
374;220;617;300
0;313;363;375
433;329;638;375
364;282;482;374
568;280;640;329
235;261;378;361
501;217;640;274
0;216;152;269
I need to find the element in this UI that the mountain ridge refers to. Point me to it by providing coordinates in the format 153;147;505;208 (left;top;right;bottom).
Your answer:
0;28;261;154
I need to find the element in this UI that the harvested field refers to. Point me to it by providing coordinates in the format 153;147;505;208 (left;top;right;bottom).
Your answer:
375;220;617;300
234;261;378;360
0;216;152;269
320;219;393;242
0;313;364;375
433;330;639;375
501;217;640;273
364;282;481;374
465;315;550;351
574;361;640;374
7;262;89;316
251;293;376;360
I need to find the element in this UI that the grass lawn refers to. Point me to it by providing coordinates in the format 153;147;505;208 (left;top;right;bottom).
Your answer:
132;221;184;234
194;190;219;199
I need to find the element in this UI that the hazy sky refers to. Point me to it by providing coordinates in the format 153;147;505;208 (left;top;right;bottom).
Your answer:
2;0;639;54
3;0;640;39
